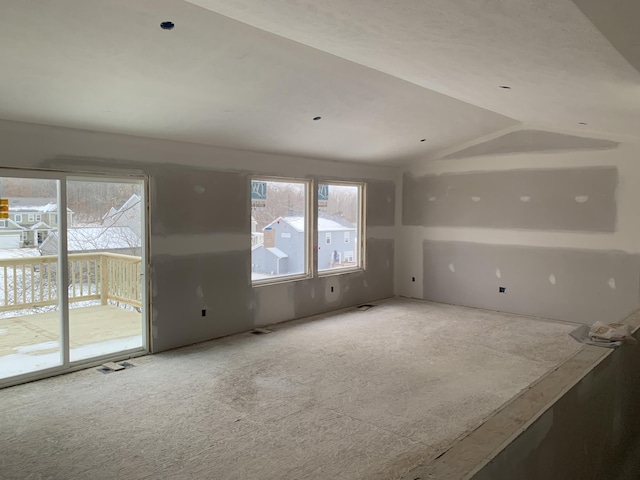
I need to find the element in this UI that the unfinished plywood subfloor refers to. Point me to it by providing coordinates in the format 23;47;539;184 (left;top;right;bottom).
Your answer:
0;298;583;480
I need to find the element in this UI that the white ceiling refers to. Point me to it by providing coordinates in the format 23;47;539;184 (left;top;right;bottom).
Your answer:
0;0;638;166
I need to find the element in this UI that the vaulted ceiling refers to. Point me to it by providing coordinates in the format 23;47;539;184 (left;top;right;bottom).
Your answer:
0;0;638;165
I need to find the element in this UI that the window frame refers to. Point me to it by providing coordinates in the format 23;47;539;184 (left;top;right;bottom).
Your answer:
251;176;313;286
14;214;22;223
317;181;365;277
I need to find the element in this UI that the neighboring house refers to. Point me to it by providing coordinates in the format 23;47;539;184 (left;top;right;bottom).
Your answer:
250;216;263;247
39;226;141;256
0;198;73;247
102;194;142;238
251;214;357;276
38;195;143;256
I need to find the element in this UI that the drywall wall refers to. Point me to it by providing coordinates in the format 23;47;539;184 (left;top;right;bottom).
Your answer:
443;129;620;159
0;119;396;353
398;134;640;324
471;316;640;480
423;241;640;325
403;167;617;231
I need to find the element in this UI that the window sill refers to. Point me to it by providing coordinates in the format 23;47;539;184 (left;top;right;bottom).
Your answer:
252;273;312;287
318;266;364;277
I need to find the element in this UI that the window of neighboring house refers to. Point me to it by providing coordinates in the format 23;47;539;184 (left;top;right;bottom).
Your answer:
250;178;310;284
36;214;41;222
14;214;22;223
318;182;364;274
0;220;6;227
52;214;58;224
28;214;34;222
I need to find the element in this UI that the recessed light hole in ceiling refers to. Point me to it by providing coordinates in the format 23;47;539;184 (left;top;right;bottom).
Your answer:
313;116;322;121
579;122;588;125
499;85;511;89
420;139;426;142
160;21;175;30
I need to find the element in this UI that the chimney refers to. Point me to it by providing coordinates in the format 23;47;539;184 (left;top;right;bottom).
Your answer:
264;227;275;248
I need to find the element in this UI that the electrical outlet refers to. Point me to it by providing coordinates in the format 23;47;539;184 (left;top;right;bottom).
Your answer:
201;309;207;317
499;287;506;293
412;277;415;282
330;286;334;293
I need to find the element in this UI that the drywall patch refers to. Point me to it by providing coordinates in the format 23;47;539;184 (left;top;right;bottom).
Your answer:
423;240;640;325
365;180;396;227
443;130;620;159
402;167;617;232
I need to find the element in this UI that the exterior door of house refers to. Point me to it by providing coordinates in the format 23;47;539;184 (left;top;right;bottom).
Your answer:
66;178;146;362
0;170;148;388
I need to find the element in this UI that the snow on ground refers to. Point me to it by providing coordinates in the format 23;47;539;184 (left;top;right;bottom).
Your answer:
0;247;41;259
0;335;143;378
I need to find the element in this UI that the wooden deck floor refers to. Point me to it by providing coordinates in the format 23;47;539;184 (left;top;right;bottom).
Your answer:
0;305;143;356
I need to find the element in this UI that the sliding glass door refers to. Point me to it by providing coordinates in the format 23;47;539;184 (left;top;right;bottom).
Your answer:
66;178;145;361
0;170;147;386
0;176;62;379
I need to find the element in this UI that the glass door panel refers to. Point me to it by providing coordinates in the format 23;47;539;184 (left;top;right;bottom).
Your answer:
66;179;145;362
0;177;62;379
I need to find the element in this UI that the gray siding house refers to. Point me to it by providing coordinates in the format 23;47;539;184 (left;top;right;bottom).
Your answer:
0;198;73;248
251;215;357;278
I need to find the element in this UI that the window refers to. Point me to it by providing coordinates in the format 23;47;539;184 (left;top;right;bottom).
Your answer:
36;214;41;222
14;214;22;223
251;178;310;283
318;183;363;273
0;220;6;227
28;214;34;222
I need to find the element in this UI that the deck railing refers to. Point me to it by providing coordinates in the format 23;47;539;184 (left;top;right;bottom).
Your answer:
0;253;142;312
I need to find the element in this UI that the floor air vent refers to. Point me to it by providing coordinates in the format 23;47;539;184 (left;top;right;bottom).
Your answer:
97;361;136;374
250;328;273;335
357;304;376;311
